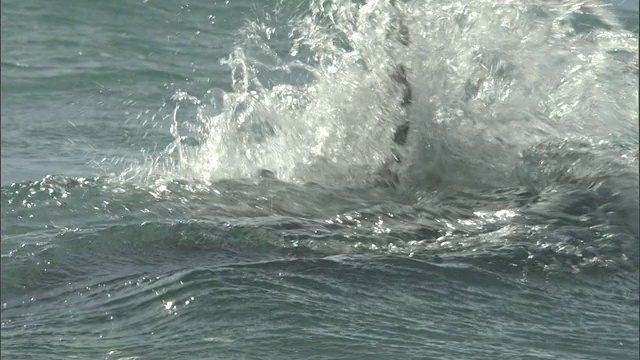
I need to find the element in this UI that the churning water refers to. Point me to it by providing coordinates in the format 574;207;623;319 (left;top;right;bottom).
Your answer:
1;0;638;359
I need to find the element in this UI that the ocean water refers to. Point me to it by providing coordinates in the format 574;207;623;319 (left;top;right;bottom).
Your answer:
1;0;638;358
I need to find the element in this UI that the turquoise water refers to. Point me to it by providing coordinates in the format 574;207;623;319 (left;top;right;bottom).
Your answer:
1;0;638;359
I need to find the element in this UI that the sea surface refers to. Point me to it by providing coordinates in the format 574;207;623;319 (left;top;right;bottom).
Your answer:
1;0;638;359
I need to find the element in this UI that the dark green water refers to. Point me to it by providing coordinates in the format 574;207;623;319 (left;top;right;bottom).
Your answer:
1;0;638;359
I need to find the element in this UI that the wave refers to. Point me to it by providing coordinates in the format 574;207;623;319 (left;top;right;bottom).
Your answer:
112;0;638;191
1;0;638;296
2;176;637;298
